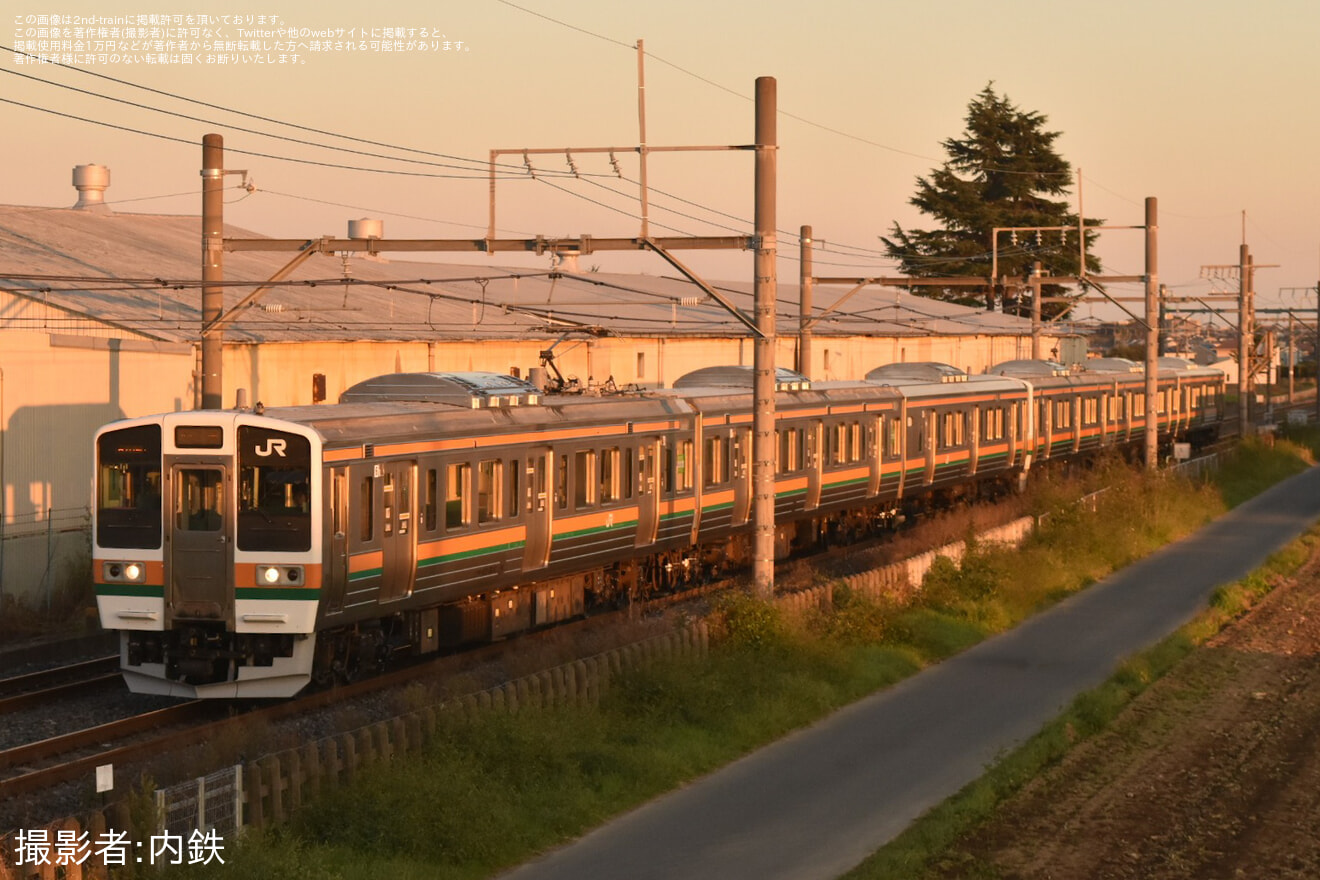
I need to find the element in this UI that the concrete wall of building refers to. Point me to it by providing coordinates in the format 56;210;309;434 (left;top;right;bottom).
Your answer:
1;332;193;605
2;325;1055;608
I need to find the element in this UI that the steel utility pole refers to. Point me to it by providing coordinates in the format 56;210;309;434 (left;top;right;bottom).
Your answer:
201;134;224;409
1030;261;1042;359
798;225;813;377
752;77;777;600
1144;197;1158;470
1239;244;1252;431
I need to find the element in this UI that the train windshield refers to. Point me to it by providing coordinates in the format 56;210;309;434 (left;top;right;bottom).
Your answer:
237;426;312;552
97;425;163;549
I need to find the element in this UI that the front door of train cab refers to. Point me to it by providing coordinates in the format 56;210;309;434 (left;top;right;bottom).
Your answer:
166;463;233;625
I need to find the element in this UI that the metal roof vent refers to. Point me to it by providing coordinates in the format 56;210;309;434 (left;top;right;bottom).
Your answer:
865;362;967;384
672;365;812;392
339;371;542;407
347;218;384;239
551;249;580;273
72;164;112;213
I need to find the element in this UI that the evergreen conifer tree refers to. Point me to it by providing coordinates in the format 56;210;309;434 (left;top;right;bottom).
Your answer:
882;84;1100;316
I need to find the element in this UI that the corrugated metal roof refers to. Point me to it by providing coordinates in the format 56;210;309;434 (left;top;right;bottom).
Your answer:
0;205;1035;344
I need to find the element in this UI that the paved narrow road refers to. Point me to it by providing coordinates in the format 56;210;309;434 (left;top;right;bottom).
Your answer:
500;466;1320;880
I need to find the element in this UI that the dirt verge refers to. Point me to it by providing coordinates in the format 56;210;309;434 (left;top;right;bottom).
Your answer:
934;548;1320;879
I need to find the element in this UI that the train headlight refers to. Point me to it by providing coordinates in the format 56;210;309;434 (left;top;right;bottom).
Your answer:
257;565;304;586
103;561;147;583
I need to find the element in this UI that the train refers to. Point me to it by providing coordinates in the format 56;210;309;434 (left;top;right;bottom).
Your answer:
93;357;1224;698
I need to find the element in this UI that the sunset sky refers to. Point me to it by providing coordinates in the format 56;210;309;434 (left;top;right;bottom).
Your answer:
6;0;1320;324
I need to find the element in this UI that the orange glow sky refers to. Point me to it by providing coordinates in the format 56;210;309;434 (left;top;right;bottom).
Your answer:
5;0;1319;324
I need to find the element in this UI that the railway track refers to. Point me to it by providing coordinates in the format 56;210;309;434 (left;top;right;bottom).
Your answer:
0;656;121;714
0;612;624;815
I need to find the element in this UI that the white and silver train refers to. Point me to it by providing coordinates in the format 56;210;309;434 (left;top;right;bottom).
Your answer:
93;358;1224;698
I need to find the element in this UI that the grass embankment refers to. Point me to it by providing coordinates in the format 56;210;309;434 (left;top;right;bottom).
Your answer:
170;432;1319;880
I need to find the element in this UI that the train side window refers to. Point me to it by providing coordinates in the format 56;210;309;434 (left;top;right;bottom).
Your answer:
777;427;803;473
555;454;569;509
884;418;900;459
623;448;635;499
683;440;695;490
1054;400;1072;429
661;443;674;494
507;460;520;520
638;445;653;497
938;411;966;449
424;469;437;531
907;415;925;452
359;476;374;542
446;462;470;529
703;435;725;486
1084;398;1100;425
600;448;620;503
574;450;596;508
477;459;500;523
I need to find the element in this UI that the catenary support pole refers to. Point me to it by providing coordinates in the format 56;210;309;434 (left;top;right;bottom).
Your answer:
752;77;777;599
1144;197;1158;470
1239;243;1251;432
1030;261;1042;359
799;225;813;378
201;134;224;410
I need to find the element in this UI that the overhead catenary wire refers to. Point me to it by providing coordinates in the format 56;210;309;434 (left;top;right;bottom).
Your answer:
0;66;600;178
0;44;535;175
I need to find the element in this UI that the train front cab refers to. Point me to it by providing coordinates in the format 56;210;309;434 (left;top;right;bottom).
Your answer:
95;414;321;698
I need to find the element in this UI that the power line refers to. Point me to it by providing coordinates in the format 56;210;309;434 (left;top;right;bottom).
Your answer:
0;66;589;178
0;44;534;175
0;96;547;180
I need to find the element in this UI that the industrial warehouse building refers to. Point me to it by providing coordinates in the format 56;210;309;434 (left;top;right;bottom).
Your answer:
0;182;1060;606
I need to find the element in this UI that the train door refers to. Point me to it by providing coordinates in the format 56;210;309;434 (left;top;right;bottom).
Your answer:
523;448;552;569
731;428;751;525
923;410;937;486
166;462;233;625
324;468;349;615
378;461;416;602
636;439;660;547
969;406;981;476
867;415;882;497
806;421;822;509
895;400;909;499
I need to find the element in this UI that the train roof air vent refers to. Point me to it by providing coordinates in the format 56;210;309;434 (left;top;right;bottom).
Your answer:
864;363;967;384
1083;358;1143;374
986;360;1071;378
339;372;542;407
672;365;811;392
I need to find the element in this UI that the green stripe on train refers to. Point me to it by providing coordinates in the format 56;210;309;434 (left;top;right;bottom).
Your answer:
236;588;322;601
96;583;164;598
